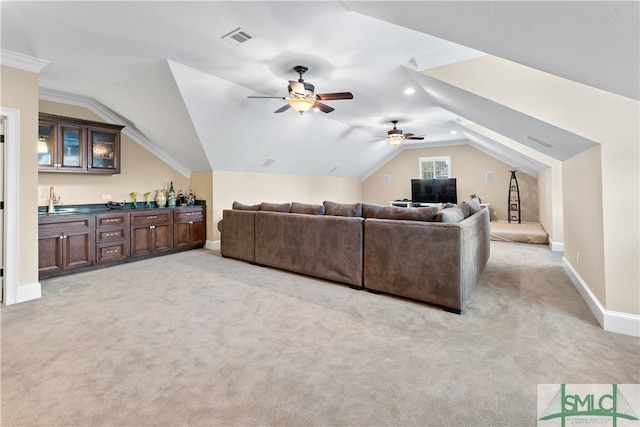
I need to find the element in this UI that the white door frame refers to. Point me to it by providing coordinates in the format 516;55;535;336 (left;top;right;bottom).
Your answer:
2;108;19;305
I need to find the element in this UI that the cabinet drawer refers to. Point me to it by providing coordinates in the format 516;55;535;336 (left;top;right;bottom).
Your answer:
96;243;128;264
96;214;128;228
174;210;203;222
131;212;172;226
96;227;127;243
39;216;93;232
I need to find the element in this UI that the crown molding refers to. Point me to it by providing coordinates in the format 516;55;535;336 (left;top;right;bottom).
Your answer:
0;50;50;73
39;88;191;177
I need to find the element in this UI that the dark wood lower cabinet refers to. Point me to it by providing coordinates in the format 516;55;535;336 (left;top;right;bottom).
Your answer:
38;206;205;279
38;216;94;276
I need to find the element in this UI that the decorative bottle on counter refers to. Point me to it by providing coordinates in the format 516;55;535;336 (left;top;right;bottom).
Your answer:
168;181;176;208
155;189;167;208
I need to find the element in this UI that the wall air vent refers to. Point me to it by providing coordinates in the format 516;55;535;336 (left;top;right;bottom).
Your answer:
221;28;254;46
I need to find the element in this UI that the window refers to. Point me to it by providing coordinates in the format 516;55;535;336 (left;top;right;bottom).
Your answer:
419;156;451;179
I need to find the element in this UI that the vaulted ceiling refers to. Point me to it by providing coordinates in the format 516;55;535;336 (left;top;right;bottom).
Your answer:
2;1;637;178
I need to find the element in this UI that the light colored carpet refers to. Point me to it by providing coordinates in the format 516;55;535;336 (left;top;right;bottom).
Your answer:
2;241;638;426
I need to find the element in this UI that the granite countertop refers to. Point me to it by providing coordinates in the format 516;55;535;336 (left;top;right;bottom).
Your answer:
38;201;205;217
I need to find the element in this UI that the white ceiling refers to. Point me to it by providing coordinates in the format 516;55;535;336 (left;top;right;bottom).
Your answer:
1;1;637;178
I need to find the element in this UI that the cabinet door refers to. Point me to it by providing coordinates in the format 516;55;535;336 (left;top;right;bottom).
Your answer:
59;125;85;170
88;127;120;173
62;229;93;270
131;226;153;257
152;224;173;253
38;230;64;275
174;221;191;250
190;220;205;247
37;122;56;169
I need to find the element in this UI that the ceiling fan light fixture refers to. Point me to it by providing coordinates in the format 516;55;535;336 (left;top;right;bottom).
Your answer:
288;97;315;114
387;134;404;146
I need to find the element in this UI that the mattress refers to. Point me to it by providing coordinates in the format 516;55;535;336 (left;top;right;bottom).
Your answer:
490;221;549;244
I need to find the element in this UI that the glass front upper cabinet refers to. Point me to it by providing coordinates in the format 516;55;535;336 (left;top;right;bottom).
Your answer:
38;113;124;174
88;127;120;173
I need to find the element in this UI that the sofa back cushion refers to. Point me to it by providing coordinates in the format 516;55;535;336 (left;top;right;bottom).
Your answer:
290;202;325;215
323;201;363;217
362;203;439;222
260;202;291;213
436;206;466;223
232;201;261;211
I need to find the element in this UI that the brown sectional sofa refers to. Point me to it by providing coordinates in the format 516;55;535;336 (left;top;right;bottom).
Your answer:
218;199;490;313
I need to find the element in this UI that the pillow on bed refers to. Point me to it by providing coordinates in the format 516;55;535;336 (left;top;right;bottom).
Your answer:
323;201;362;217
260;202;291;213
232;201;261;211
290;202;325;215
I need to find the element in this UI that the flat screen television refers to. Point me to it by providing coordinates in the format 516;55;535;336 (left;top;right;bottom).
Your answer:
411;178;457;204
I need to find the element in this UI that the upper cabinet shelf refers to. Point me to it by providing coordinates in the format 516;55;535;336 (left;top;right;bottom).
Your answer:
38;113;125;174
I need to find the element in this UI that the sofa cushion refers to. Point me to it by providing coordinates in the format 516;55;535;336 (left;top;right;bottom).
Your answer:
457;202;472;219
323;201;362;217
232;201;261;211
436;206;465;223
260;202;291;213
467;197;482;213
290;202;325;215
362;203;439;222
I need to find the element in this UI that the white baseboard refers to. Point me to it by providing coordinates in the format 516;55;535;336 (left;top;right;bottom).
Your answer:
205;240;220;251
16;282;42;304
548;239;564;253
563;257;640;337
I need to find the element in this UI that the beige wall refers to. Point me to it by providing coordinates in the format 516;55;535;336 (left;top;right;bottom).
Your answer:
1;65;40;290
537;165;564;244
362;144;539;222
562;146;606;305
211;170;362;241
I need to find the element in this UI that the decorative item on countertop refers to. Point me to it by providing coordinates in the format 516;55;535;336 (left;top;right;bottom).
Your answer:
155;189;167;208
130;191;138;209
106;201;125;209
144;191;151;209
168;181;176;208
187;189;195;206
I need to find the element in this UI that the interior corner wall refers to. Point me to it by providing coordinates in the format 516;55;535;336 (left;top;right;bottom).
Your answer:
537;165;564;246
562;146;606;307
0;65;40;293
189;170;213;241
211;170;363;241
362;144;539;222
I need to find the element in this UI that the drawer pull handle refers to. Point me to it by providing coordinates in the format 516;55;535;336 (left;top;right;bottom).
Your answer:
105;232;119;237
146;216;157;219
104;219;119;223
188;221;193;224
150;225;156;229
105;249;119;254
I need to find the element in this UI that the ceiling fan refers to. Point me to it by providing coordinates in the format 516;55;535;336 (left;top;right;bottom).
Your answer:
248;65;353;115
370;120;425;146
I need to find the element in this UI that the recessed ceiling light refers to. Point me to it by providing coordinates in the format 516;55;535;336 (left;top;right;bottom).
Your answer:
403;87;415;95
450;130;458;135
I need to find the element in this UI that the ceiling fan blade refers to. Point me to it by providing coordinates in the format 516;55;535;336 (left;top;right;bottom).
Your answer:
247;96;286;99
406;136;425;140
274;104;291;113
314;102;334;114
368;138;385;143
316;92;353;101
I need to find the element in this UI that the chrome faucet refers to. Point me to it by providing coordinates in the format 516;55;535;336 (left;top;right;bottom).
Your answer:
48;186;60;214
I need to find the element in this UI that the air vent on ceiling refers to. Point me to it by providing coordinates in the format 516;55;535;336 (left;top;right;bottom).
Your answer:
262;158;275;168
221;28;254;46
